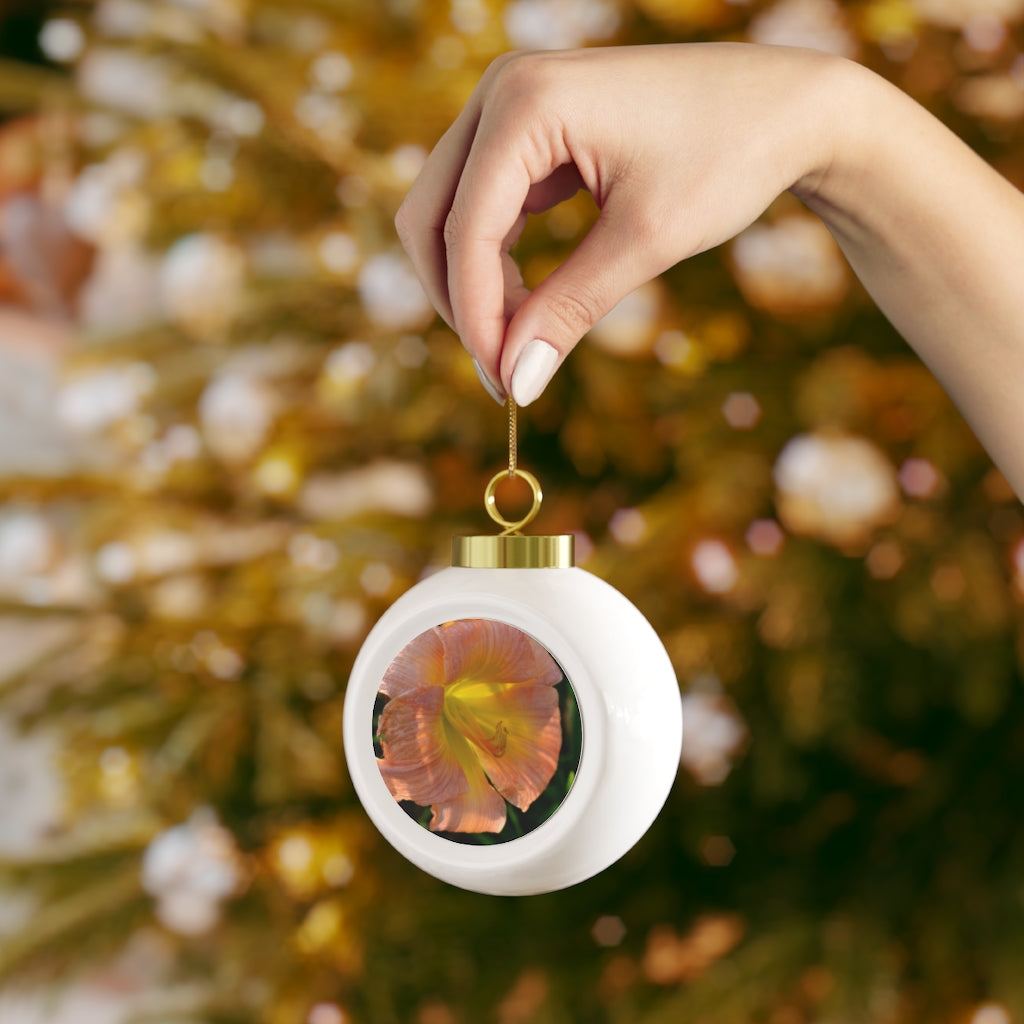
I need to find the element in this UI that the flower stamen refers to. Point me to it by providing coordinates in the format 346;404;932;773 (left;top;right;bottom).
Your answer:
443;693;510;758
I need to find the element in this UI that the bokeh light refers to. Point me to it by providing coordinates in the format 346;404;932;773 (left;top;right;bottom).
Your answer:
1;0;1023;1020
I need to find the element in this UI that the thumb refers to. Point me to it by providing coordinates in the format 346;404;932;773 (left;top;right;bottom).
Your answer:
500;209;655;406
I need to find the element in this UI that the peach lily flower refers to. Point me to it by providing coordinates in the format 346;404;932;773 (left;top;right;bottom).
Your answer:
376;619;563;834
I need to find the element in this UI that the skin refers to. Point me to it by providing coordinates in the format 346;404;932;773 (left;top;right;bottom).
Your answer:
395;43;1024;499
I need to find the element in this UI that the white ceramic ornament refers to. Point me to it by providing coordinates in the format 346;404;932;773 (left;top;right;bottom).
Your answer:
344;407;682;896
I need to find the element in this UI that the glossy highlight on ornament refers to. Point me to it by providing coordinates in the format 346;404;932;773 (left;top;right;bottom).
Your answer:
372;619;582;845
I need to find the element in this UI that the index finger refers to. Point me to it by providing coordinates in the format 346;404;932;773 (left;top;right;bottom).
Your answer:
445;89;569;383
394;55;520;331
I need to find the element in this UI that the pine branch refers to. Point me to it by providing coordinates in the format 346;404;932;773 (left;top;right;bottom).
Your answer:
0;865;145;982
0;59;76;114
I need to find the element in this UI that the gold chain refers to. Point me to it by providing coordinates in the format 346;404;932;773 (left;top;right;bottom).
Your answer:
507;396;517;478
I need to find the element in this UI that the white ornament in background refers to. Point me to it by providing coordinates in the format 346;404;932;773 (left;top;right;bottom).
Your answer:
773;432;901;547
910;0;1024;28
288;533;340;572
210;96;265;137
0;617;84;687
160;233;246;337
954;71;1024;121
57;363;156;435
164;0;248;40
0;507;97;607
198;372;278;463
64;148;149;247
215;337;312;379
0;512;59;580
451;0;490;34
962;12;1008;50
297;460;433;521
96;521;290;585
309;51;354;92
608;507;647;547
318;231;360;275
1013;538;1024;595
0;715;64;857
150;575;210;621
0;986;135;1024
357;252;434;331
96;529;215;581
94;0;205;44
691;539;740;595
0;929;184;1024
141;808;242;936
722;392;763;431
322;340;375;388
359;562;393;597
39;18;86;63
77;48;176;118
307;1005;347;1024
388;144;427;185
95;541;137;585
135;530;200;577
749;0;858;57
970;1006;1013;1024
328;598;368;644
0;321;88;477
294;92;358;147
503;0;619;49
588;281;662;358
93;0;151;39
899;457;946;499
731;214;849;314
79;243;162;334
678;690;749;786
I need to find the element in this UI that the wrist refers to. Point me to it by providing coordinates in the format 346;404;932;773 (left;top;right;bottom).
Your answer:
788;54;878;215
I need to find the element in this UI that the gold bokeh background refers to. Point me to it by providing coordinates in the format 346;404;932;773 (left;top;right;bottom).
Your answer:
1;1;1023;1022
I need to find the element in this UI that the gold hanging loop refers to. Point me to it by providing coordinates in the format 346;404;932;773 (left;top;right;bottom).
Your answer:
484;468;542;535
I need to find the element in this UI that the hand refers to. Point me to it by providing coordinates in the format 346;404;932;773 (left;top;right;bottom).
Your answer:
397;42;1024;500
395;43;844;405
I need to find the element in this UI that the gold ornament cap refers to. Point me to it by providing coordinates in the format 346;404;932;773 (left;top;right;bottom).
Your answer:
452;532;575;569
451;466;574;569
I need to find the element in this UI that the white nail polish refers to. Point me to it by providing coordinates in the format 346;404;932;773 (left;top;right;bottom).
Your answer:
511;339;559;407
472;358;506;405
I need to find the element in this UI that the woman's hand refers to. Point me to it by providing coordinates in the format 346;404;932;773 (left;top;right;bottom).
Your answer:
396;42;1024;499
396;43;844;404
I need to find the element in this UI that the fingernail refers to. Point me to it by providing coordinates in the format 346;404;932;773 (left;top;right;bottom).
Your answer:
472;358;506;405
511;339;559;407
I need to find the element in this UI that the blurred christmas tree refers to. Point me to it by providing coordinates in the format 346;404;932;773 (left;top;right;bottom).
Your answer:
1;0;1023;1022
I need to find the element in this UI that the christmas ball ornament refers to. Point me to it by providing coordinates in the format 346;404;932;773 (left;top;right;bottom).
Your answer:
344;402;682;895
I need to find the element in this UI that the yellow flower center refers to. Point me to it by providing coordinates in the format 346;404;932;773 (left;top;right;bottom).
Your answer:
443;680;510;759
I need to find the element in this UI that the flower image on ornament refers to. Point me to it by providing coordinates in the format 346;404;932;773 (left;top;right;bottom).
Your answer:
373;619;581;843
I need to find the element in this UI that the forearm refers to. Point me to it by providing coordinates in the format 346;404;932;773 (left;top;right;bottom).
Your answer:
795;60;1024;497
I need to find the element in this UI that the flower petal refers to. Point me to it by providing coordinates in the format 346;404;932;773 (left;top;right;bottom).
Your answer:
380;626;446;698
376;687;468;807
378;620;568;834
448;682;562;811
439;620;563;690
428;727;507;834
